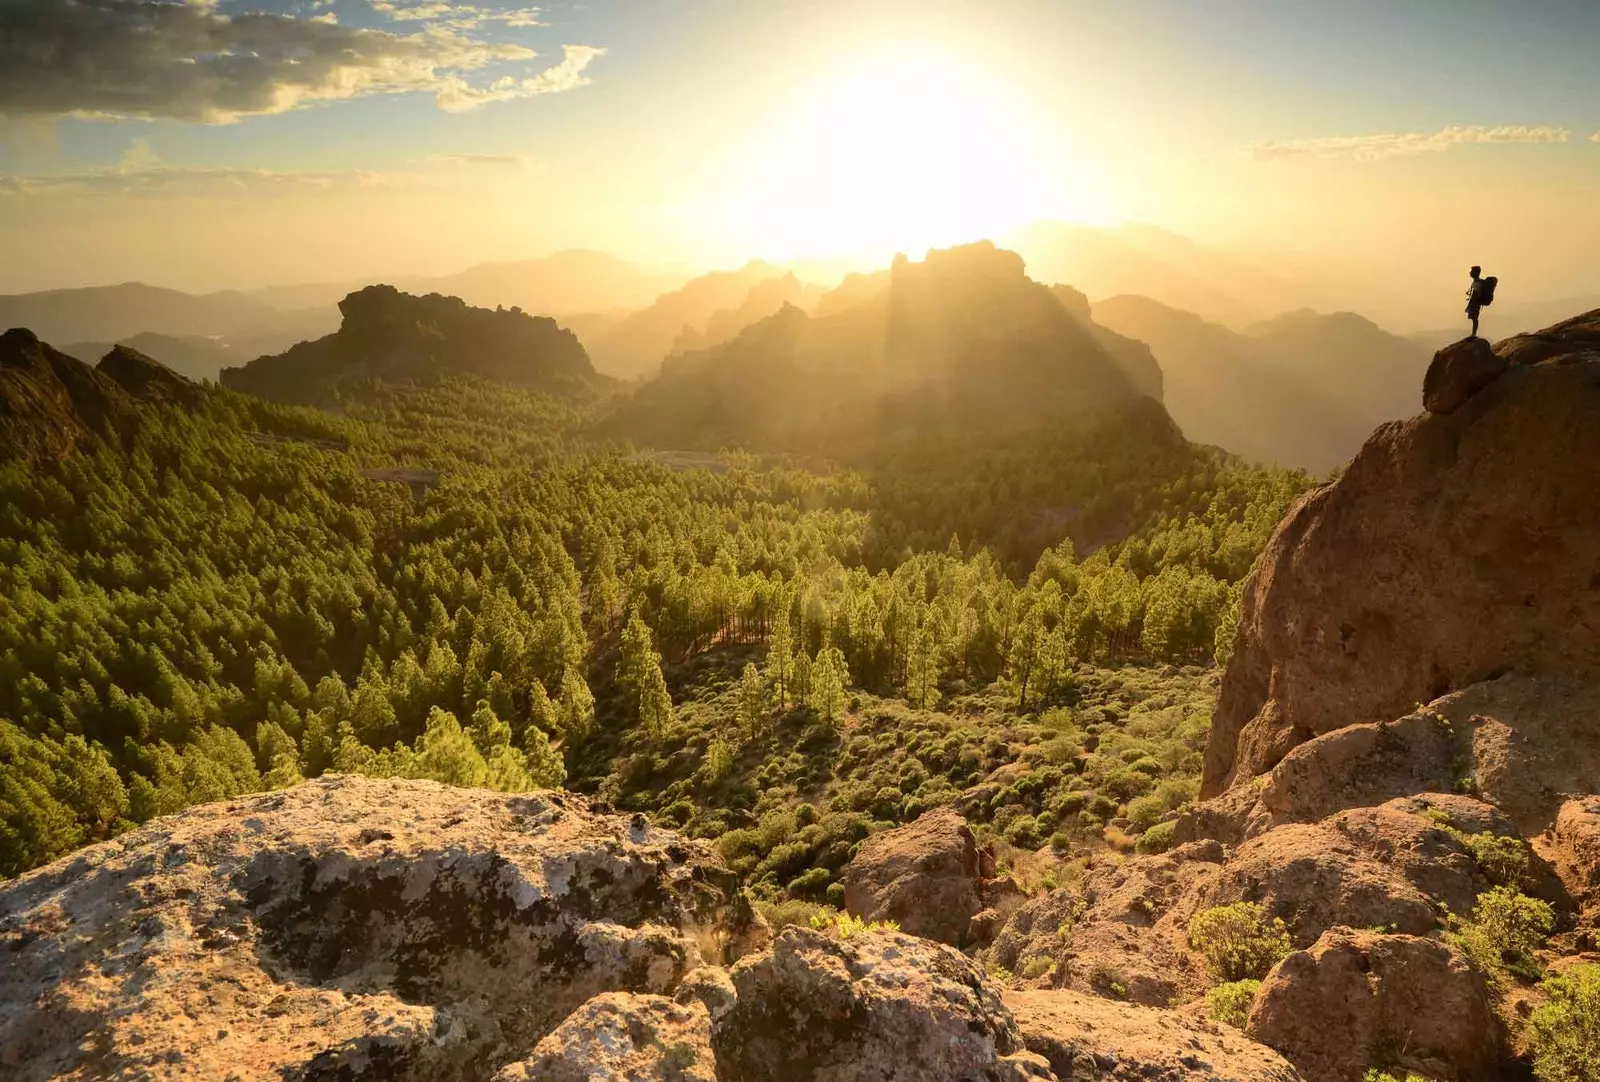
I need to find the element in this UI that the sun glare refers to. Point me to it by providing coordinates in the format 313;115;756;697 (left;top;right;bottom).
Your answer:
720;49;1067;264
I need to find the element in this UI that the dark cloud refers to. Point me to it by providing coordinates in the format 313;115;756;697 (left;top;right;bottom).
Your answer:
0;0;600;122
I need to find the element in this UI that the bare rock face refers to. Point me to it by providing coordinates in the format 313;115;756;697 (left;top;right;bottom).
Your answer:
97;343;203;406
1247;930;1505;1082
842;807;984;946
1422;335;1507;414
1006;989;1302;1082
0;776;744;1082
496;992;716;1082
1205;310;1600;798
711;926;1053;1082
1187;823;1439;946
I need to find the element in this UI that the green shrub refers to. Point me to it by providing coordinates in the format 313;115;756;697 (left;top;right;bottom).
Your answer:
1088;961;1129;999
808;910;899;939
1125;794;1165;831
1456;831;1531;888
1135;820;1177;854
1362;1071;1432;1082
1528;964;1600;1082
1454;886;1554;980
1020;954;1054;980
1188;902;1292;982
1004;814;1043;849
1205;979;1260;1029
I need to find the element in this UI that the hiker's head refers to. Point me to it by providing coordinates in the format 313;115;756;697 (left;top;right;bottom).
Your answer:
1470;265;1482;279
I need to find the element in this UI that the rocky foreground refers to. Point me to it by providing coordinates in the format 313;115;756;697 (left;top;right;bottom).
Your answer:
0;776;1293;1081
4;312;1600;1082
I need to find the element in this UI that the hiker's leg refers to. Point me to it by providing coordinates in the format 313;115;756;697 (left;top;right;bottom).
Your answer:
1471;311;1479;337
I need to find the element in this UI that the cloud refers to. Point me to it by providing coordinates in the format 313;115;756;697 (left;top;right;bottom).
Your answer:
1591;131;1600;144
369;1;547;31
1250;124;1571;162
423;152;534;168
435;44;602;111
0;0;599;123
0;162;418;197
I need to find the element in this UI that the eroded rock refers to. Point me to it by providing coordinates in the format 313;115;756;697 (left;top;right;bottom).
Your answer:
1422;335;1507;414
1247;930;1506;1082
841;807;984;946
496;992;715;1082
1204;310;1600;798
712;926;1053;1081
0;775;742;1082
1006;988;1302;1082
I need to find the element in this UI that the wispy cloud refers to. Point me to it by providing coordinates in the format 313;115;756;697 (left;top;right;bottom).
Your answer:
435;45;604;112
423;152;536;170
1250;124;1572;162
370;1;547;31
0;0;597;123
1591;131;1600;144
0;163;418;198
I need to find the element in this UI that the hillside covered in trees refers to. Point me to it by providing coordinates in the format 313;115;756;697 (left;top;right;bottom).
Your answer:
0;294;1307;883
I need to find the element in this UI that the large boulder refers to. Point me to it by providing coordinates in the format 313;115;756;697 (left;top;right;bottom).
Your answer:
1246;931;1507;1082
0;775;746;1082
842;807;984;946
496;992;716;1082
1204;310;1600;798
711;926;1053;1081
1422;335;1507;414
1006;989;1302;1082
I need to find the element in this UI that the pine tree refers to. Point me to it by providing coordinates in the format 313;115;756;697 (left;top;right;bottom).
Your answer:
737;662;766;737
558;667;595;744
765;615;793;708
810;645;849;723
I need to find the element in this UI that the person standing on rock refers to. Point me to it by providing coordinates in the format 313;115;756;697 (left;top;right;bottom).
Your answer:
1465;266;1497;338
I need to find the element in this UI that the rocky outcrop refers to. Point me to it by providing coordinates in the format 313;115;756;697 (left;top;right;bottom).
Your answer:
97;343;203;406
1422;335;1507;414
987;840;1225;1007
1;326;135;459
842;807;985;946
0;775;744;1082
496;992;716;1082
1006;989;1302;1082
711;926;1053;1081
1247;931;1506;1082
1205;309;1600;798
221;285;597;406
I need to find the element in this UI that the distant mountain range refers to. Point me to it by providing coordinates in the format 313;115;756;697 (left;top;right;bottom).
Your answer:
1092;295;1431;473
594;242;1163;457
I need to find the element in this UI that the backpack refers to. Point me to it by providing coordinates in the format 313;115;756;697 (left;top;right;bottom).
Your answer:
1479;276;1498;307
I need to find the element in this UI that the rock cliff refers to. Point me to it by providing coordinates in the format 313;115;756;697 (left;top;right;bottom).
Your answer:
1203;310;1600;797
0;327;137;460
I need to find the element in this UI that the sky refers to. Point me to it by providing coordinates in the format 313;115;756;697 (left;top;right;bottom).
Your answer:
2;0;1599;321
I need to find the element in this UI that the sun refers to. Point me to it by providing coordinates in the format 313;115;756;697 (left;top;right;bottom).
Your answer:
719;48;1066;264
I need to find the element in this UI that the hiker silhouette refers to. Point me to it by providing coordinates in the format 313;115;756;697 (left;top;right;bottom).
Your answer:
1466;266;1498;338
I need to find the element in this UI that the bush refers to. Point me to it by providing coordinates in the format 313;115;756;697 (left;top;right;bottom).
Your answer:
808;910;899;939
1020;955;1054;980
1528;963;1600;1082
1188;902;1292;982
1205;979;1261;1029
1135;820;1177;854
1125;794;1165;832
1455;886;1554;980
1457;831;1530;888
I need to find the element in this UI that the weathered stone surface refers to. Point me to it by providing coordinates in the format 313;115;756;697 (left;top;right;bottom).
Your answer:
1006;988;1303;1082
1205;310;1600;798
1187;823;1439;946
712;926;1053;1081
496;992;715;1082
1250;712;1457;832
1552;797;1600;902
988;844;1223;1007
1422;335;1507;414
0;775;743;1082
842;807;984;946
1247;931;1506;1082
